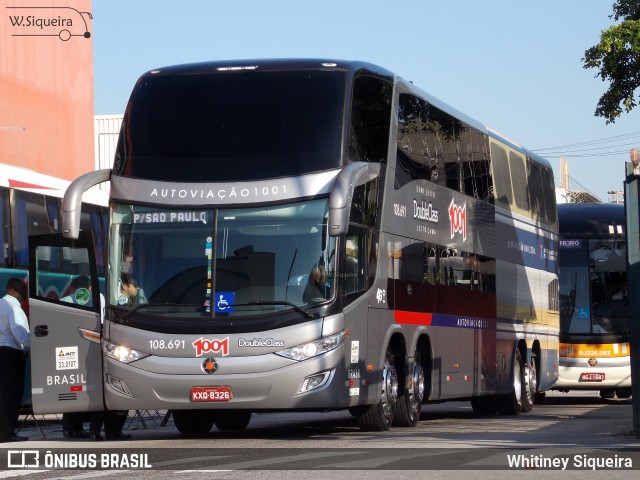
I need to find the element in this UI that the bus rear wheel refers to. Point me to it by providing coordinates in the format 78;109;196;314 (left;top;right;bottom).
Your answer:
356;349;398;431
393;353;425;427
173;410;215;434
522;356;537;413
214;410;252;431
616;388;632;399
497;349;525;415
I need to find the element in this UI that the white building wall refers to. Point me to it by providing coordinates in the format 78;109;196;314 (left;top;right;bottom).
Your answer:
94;115;123;194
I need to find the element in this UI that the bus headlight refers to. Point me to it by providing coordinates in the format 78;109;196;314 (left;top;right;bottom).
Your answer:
104;342;149;364
276;330;345;361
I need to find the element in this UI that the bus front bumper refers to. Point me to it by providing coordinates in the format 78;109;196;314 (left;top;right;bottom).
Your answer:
102;346;352;411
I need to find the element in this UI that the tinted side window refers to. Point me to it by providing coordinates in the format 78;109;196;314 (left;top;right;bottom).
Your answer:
541;164;557;225
527;159;547;223
13;192;59;268
349;75;392;163
116;70;346;181
345;179;379;303
396;94;491;201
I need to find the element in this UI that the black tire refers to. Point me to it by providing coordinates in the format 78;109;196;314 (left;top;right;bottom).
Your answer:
471;396;497;415
600;389;616;400
356;349;398;431
214;410;252;431
172;410;215;434
393;353;425;427
522;355;536;413
497;349;525;415
535;391;546;404
616;388;632;399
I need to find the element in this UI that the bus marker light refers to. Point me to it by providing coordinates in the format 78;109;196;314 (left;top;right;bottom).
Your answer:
107;374;132;396
299;371;331;394
78;328;101;344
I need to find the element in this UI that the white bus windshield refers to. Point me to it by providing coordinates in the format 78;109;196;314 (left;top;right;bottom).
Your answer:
559;239;628;337
109;199;336;317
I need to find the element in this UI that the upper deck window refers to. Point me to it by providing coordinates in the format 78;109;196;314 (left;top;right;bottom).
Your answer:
349;75;392;163
395;94;492;201
115;70;346;182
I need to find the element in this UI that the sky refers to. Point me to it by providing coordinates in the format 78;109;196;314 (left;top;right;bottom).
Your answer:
92;0;640;203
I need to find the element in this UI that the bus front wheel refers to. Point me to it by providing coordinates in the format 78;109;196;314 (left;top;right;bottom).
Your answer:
600;389;616;400
214;410;252;431
173;410;215;434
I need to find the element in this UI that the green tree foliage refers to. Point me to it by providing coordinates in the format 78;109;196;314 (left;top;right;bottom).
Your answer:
583;0;640;123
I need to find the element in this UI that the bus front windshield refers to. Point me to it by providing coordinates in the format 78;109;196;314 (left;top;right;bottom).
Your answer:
559;239;628;337
109;199;336;317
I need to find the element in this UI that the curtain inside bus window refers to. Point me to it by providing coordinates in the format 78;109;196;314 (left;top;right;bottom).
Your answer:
509;152;529;211
489;143;513;208
90;211;105;276
15;197;28;267
0;192;6;266
45;198;59;232
45;199;61;269
541;165;558;225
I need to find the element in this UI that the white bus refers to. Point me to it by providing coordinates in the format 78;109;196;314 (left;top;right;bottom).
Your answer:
0;162;108;298
27;60;559;433
556;202;631;399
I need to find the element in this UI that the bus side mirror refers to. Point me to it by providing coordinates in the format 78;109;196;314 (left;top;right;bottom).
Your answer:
62;169;112;239
328;162;380;237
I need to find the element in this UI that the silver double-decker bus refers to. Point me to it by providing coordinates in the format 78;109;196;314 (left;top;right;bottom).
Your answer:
28;59;559;433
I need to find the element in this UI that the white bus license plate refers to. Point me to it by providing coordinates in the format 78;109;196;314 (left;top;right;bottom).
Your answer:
579;372;605;382
190;386;232;402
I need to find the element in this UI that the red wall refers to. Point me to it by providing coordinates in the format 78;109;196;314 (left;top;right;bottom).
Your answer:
0;0;94;180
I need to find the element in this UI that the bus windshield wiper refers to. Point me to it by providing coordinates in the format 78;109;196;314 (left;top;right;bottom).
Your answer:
229;300;315;319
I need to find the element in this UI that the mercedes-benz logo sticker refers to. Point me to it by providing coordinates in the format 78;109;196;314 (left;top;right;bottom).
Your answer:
202;357;218;374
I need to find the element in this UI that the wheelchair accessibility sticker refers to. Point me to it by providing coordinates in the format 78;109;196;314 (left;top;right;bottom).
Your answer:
215;292;235;313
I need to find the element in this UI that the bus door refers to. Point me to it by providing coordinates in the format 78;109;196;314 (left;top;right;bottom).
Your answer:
27;232;104;414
